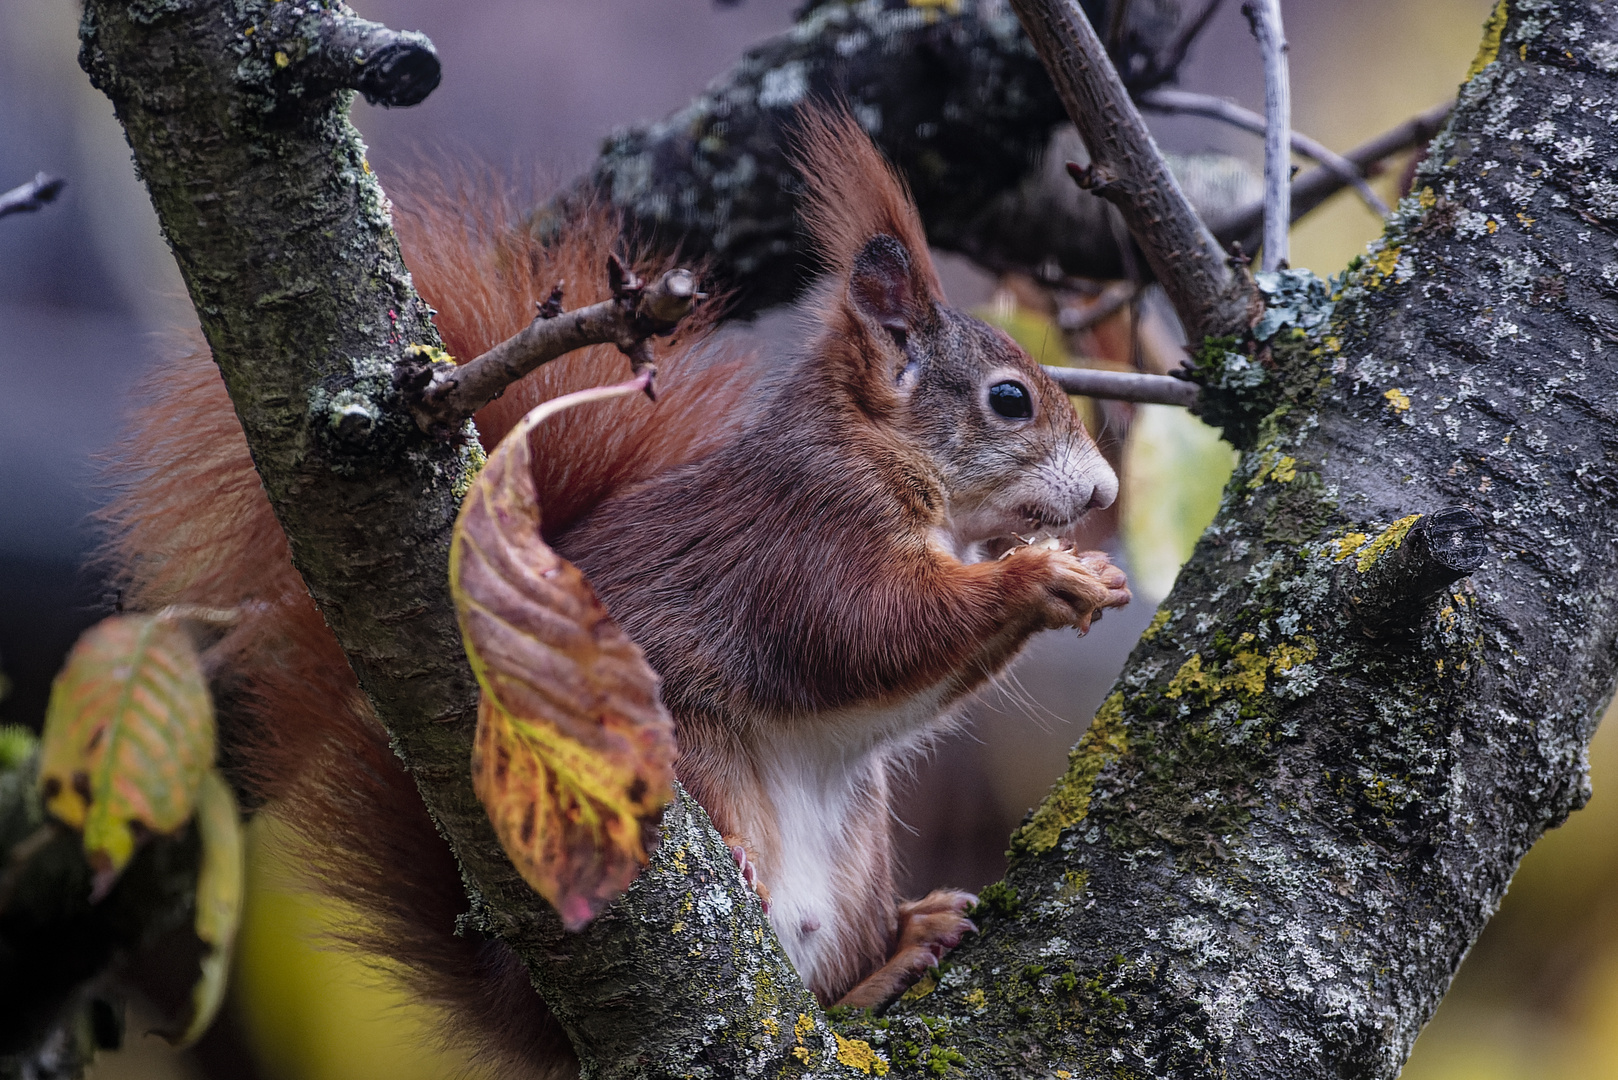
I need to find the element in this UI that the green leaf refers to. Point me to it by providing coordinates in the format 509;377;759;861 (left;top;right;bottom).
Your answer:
38;613;215;899
176;769;244;1047
451;375;677;931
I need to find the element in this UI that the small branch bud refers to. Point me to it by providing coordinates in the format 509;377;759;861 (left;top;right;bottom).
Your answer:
536;283;566;320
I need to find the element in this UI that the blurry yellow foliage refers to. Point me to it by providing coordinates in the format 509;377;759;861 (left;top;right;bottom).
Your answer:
1121;404;1237;602
232;819;501;1080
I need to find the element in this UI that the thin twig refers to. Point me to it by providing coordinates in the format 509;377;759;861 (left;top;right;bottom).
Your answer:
1044;365;1200;407
1210;100;1453;253
1135;0;1225;91
0;174;66;220
1057;280;1139;333
401;257;702;435
1244;0;1291;271
1007;0;1257;343
1138;88;1388;216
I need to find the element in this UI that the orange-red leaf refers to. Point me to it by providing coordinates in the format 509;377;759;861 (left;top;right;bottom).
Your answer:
38;613;215;898
451;375;676;930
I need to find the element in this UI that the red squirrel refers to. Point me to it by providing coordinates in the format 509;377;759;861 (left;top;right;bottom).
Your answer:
105;109;1127;1073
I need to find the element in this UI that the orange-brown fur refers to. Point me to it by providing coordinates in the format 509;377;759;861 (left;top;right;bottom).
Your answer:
105;110;1126;1072
555;111;1126;1004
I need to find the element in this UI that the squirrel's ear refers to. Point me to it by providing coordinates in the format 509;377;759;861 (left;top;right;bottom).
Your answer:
849;234;923;337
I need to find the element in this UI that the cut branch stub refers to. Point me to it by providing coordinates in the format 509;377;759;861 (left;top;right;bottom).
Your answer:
451;375;677;930
405;263;701;435
1338;507;1488;638
251;6;441;108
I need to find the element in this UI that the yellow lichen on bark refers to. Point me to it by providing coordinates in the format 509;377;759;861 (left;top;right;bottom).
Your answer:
1010;693;1129;856
834;1033;890;1075
1467;0;1509;82
1356;514;1422;573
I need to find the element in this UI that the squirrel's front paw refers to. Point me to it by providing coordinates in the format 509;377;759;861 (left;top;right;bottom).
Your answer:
1007;541;1131;633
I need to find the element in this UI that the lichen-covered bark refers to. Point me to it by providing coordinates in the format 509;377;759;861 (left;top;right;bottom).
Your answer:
846;3;1618;1075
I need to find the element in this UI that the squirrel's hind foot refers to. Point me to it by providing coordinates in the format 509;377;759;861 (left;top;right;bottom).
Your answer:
834;890;979;1009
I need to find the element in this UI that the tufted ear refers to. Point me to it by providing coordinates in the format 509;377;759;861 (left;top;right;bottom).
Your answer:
792;105;943;303
849;234;924;338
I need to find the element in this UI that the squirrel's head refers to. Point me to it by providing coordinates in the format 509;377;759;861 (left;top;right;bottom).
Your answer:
795;106;1117;557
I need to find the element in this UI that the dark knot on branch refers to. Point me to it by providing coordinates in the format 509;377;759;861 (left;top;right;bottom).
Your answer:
1338;507;1488;638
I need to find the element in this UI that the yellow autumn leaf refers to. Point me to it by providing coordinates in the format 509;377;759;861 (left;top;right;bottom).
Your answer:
175;768;245;1047
38;613;215;899
451;374;677;930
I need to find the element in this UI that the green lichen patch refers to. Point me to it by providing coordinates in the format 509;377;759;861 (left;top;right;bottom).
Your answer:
971;879;1021;919
1186;272;1336;450
1164;636;1318;706
1008;693;1128;859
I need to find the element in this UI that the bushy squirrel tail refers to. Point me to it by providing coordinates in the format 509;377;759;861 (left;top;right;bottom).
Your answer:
101;175;756;1078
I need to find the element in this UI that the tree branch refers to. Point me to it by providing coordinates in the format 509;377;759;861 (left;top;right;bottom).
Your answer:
0;173;66;220
1139;88;1388;216
1008;0;1257;341
400;262;700;435
1243;0;1292;270
560;0;1253;316
1211;100;1454;252
1044;364;1201;406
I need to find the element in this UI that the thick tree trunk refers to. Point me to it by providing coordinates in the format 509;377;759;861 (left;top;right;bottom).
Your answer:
68;0;1618;1077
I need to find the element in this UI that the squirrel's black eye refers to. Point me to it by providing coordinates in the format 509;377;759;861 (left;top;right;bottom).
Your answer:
988;380;1034;419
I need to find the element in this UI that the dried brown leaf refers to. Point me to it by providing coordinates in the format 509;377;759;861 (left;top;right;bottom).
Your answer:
451;373;676;930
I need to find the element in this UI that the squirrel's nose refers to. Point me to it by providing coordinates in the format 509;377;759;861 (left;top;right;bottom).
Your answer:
1086;466;1119;511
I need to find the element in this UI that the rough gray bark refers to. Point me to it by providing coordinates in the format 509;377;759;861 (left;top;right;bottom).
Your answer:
63;1;1618;1079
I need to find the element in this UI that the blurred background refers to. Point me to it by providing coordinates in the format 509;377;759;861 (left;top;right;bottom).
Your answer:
7;0;1610;1076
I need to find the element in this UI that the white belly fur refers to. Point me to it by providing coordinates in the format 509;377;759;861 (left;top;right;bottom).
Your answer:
748;683;962;994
